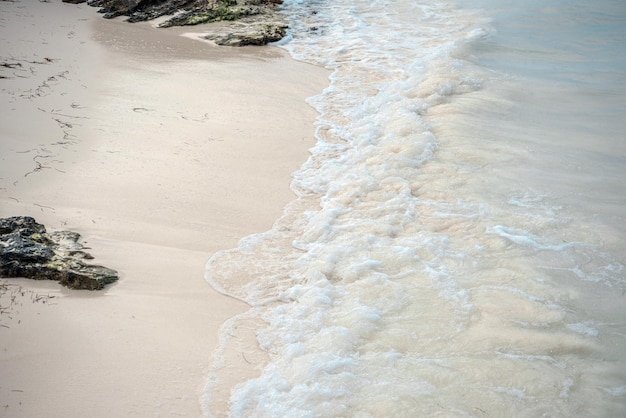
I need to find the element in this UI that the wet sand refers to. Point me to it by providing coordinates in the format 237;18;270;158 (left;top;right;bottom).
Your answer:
0;2;327;416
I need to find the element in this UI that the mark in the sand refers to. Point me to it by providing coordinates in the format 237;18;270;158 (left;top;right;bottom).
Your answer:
53;118;73;129
0;281;57;329
0;62;21;70
32;203;55;211
53;130;77;147
24;162;47;177
24;153;55;178
133;107;154;113
180;112;210;123
39;107;88;120
17;69;68;100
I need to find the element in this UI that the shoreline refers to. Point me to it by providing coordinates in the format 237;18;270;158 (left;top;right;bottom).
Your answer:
0;2;328;416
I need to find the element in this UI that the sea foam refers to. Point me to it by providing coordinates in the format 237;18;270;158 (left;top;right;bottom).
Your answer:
204;0;626;416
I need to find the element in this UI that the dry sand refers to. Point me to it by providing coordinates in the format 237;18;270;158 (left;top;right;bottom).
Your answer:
0;2;328;416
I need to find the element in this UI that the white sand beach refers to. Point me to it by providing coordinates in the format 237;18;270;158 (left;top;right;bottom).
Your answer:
0;2;327;416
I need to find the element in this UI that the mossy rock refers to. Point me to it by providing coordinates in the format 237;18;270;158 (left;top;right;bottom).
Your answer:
0;216;118;290
160;5;262;27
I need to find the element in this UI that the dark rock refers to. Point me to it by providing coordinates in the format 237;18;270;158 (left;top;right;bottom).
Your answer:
158;4;262;28
63;0;88;4
203;22;286;46
84;0;287;46
86;0;169;19
0;216;118;290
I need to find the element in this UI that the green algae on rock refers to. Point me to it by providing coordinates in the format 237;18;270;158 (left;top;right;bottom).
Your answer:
0;216;118;290
83;0;287;45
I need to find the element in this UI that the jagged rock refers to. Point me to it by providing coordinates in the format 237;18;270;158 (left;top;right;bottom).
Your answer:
0;216;118;290
86;0;195;20
84;0;287;45
203;22;286;46
157;4;262;28
128;0;197;22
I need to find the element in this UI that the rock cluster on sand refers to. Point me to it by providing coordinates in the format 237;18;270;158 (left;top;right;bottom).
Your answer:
0;216;118;290
62;0;287;46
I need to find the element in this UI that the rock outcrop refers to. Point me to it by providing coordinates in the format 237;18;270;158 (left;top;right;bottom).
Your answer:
67;0;288;46
201;21;287;46
0;216;118;290
84;0;198;21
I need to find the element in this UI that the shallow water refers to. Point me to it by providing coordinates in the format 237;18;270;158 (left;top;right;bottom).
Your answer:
204;0;626;416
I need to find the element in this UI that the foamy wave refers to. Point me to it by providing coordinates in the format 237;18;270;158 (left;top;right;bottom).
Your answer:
204;0;626;416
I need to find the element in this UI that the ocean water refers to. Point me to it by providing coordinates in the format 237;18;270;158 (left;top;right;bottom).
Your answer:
204;0;626;416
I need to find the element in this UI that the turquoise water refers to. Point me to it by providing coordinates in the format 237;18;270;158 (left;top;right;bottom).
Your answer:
204;1;626;416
